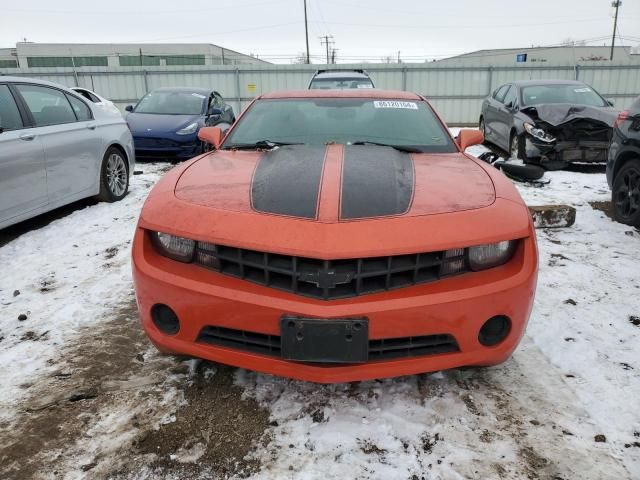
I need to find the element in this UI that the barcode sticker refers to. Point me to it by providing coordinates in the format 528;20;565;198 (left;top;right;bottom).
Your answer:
373;101;418;109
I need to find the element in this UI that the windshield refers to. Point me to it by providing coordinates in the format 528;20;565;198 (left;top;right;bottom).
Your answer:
309;78;374;90
134;91;205;115
521;84;607;107
223;98;456;153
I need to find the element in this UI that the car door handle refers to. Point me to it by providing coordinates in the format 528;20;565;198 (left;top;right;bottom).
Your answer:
86;123;97;130
19;133;36;141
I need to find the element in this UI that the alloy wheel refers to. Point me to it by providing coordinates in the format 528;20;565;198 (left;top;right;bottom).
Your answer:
106;153;128;197
614;166;640;219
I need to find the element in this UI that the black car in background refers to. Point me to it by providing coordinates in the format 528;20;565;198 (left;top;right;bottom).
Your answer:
480;80;617;170
607;96;640;228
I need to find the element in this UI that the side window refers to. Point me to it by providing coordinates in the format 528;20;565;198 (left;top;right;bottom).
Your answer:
76;89;100;103
493;85;509;103
15;84;77;126
214;93;224;107
502;86;517;107
0;85;24;131
66;94;92;121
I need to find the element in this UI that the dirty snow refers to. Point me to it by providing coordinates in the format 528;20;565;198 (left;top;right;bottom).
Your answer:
0;163;169;422
0;141;639;479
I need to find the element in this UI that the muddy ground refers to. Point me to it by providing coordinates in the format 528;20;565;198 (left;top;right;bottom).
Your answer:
0;298;270;480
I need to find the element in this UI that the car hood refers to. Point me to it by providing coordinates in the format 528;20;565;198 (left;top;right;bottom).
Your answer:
520;103;617;128
126;113;201;135
174;145;495;223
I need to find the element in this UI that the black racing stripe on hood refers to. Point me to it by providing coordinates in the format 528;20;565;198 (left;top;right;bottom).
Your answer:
251;145;326;219
340;145;415;220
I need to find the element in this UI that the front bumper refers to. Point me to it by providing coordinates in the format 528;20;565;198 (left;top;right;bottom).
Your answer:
525;136;609;164
133;136;201;160
132;229;538;383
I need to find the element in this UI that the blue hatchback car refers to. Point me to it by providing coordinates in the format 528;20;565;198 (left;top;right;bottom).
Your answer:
125;87;235;161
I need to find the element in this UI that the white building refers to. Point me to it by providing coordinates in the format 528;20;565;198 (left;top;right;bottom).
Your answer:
0;42;269;69
436;45;640;66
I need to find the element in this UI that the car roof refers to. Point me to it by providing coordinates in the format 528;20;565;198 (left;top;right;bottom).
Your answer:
312;70;371;80
260;89;421;100
0;75;73;90
151;86;211;94
509;80;586;87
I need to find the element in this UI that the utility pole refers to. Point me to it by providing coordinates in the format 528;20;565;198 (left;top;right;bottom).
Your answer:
320;35;334;65
303;0;310;64
610;0;622;61
397;50;401;63
331;48;338;64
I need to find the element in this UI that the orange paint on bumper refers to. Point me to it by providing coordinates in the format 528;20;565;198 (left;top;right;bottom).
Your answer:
132;228;537;383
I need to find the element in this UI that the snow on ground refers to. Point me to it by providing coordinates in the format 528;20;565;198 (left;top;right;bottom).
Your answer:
0;163;169;422
234;143;640;478
0;143;639;479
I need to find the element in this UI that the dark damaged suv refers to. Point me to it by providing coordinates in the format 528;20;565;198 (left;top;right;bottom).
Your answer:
480;80;617;169
607;96;640;228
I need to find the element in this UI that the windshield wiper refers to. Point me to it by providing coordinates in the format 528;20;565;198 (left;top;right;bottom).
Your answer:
350;141;423;153
222;140;302;150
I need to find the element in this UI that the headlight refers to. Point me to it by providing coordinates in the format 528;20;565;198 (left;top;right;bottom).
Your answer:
176;122;198;135
523;122;555;143
151;232;195;262
468;241;517;271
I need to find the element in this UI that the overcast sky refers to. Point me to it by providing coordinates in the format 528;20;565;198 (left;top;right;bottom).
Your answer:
2;0;640;63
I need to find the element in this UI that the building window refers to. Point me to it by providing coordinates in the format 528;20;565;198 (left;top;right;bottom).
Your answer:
26;56;107;67
73;56;108;67
0;59;18;68
119;55;161;66
165;55;205;66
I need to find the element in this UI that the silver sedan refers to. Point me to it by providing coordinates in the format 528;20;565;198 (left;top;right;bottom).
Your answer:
0;76;135;230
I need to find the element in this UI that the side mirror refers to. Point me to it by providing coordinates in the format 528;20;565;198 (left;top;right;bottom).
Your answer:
198;126;223;149
208;107;223;116
125;105;134;112
505;101;513;109
457;129;484;151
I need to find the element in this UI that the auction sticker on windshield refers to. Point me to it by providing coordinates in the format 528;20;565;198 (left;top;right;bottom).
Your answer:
373;101;418;109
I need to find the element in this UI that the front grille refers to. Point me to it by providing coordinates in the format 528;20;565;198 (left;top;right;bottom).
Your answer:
134;137;180;148
196;326;459;362
197;325;281;356
193;243;466;300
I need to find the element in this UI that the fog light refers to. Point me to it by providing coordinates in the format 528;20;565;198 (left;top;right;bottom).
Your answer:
151;304;180;335
479;315;511;346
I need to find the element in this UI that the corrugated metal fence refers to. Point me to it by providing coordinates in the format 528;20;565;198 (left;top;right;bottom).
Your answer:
2;62;639;124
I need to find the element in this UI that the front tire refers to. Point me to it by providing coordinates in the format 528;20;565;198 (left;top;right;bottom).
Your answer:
97;147;129;202
612;159;640;228
479;117;487;142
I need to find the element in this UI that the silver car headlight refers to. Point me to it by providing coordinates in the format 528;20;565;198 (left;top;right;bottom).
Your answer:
176;122;198;135
523;122;555;143
468;241;517;271
151;232;195;262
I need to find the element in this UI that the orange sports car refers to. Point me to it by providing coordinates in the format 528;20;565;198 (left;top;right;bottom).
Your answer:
132;89;538;383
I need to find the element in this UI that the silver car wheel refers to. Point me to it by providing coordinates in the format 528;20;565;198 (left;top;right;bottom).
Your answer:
106;153;127;197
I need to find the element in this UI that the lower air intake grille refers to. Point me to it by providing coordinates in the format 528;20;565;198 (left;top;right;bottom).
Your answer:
196;326;459;362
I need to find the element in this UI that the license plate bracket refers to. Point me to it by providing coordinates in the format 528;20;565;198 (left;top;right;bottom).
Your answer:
280;316;368;363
